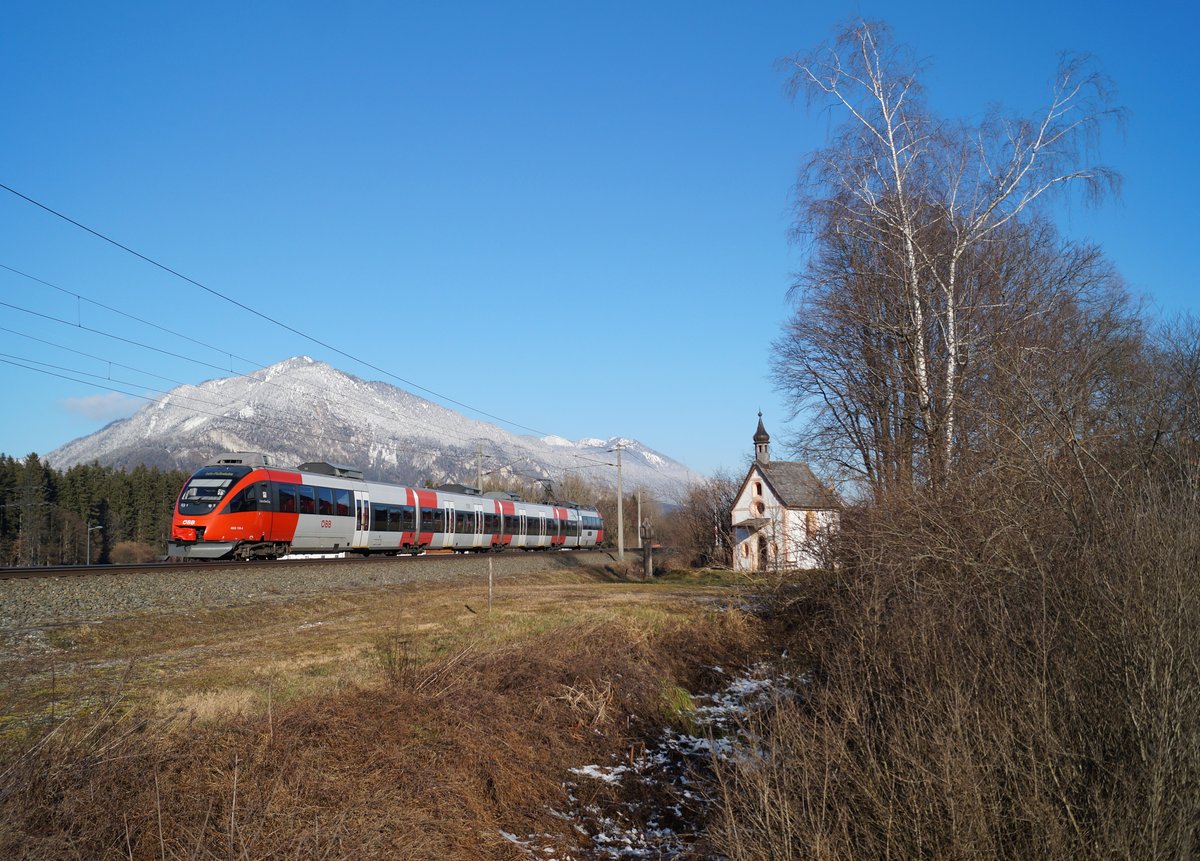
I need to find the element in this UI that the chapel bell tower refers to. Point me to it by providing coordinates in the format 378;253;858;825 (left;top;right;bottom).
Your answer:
754;411;770;465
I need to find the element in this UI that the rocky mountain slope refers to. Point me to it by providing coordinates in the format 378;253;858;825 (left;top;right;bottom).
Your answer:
47;357;696;499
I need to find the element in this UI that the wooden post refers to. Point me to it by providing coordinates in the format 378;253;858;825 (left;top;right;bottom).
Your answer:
640;519;653;580
637;490;642;549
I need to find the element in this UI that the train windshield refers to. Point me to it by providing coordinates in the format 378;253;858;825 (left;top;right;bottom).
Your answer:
177;466;252;515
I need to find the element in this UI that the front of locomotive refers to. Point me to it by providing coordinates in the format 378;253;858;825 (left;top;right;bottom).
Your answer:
168;454;273;560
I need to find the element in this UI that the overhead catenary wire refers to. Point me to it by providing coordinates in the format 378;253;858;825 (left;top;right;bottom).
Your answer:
0;262;227;364
1;302;650;488
0;182;559;438
0;352;229;412
0;188;691;494
0;338;648;491
0;348;523;479
0;289;525;455
3;352;690;501
1;255;652;480
1;325;225;396
0;308;488;454
0;356;621;488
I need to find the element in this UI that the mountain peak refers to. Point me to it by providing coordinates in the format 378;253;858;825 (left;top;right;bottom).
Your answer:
47;357;697;498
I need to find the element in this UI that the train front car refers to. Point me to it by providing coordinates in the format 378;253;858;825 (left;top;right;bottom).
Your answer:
168;453;291;560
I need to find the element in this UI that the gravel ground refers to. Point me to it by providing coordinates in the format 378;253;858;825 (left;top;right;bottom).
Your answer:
0;551;614;633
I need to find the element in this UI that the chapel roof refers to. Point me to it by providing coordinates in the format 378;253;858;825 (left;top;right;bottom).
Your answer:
755;460;839;509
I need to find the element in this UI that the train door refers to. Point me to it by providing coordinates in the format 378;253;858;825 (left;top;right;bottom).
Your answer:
444;500;455;550
472;506;484;551
253;481;273;542
354;490;371;549
517;509;527;549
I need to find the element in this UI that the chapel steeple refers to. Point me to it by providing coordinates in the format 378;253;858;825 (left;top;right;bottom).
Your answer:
753;411;770;464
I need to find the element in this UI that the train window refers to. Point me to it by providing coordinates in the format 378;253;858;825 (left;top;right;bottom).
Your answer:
370;503;384;530
433;508;446;532
484;513;499;534
277;483;297;513
177;466;251;515
225;485;257;514
400;505;416;531
527;517;540;536
335;488;352;517
502;514;516;533
299;485;316;515
317;487;334;516
388;507;402;532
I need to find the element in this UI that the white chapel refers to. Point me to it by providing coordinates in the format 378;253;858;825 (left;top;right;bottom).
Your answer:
730;414;839;571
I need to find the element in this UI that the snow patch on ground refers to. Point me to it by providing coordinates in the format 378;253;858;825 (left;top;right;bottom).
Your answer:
509;662;807;859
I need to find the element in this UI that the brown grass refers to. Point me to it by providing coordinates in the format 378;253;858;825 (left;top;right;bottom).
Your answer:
0;567;762;859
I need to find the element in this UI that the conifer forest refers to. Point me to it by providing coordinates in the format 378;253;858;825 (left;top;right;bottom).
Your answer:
0;454;186;566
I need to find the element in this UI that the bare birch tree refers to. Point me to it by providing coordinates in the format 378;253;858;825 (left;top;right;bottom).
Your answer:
776;20;1122;493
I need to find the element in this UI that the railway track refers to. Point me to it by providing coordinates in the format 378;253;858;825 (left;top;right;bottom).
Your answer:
0;550;621;635
0;548;612;581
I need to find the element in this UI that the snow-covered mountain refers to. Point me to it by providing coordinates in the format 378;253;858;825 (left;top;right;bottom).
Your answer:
46;357;697;499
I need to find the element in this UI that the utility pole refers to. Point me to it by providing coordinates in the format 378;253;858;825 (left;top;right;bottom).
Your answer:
608;443;625;560
641;519;654;580
636;490;642;549
476;445;483;491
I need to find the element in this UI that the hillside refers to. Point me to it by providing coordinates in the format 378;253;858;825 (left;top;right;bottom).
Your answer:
46;357;697;499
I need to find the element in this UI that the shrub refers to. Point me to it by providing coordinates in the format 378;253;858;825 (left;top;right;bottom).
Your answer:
708;466;1200;860
109;540;159;564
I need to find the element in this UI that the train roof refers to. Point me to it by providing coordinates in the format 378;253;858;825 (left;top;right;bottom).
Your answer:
207;452;274;468
296;461;365;481
483;490;523;502
438;483;482;496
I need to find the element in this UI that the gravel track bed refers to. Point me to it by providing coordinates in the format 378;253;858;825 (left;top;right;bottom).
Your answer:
0;552;606;633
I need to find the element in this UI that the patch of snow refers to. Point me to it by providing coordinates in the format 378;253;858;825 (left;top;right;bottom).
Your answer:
510;661;804;859
569;763;630;785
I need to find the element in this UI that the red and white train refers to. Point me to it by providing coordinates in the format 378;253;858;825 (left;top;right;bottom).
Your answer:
167;452;605;560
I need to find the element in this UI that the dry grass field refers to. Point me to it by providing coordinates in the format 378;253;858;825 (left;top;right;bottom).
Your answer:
0;564;763;859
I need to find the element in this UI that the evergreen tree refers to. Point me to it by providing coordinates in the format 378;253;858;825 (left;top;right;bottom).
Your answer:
0;453;189;565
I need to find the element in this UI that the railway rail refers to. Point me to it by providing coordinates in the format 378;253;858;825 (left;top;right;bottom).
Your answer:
0;550;621;638
0;547;609;581
0;553;395;581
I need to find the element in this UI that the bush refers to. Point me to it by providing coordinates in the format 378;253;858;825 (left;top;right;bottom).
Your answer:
708;466;1200;860
108;540;160;564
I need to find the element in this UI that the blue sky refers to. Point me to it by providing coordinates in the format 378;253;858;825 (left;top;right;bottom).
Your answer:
1;1;1196;479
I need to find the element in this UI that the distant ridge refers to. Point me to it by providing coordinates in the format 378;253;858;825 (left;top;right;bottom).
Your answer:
46;357;697;498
